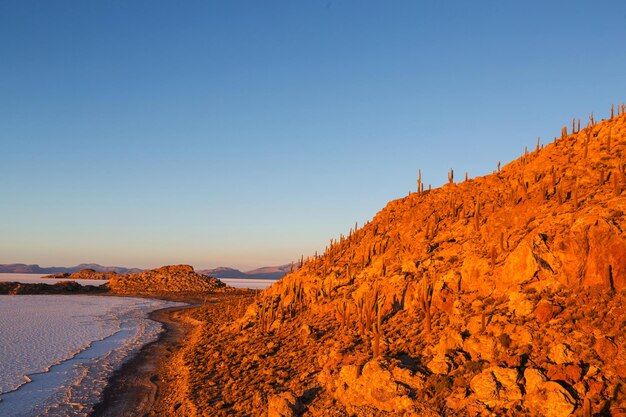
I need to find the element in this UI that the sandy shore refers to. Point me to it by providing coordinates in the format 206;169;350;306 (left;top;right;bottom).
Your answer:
89;299;201;417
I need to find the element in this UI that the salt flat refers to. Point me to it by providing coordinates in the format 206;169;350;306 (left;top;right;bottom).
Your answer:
0;273;107;286
0;295;184;417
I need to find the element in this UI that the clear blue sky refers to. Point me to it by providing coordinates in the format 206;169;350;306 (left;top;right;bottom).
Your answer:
1;1;625;270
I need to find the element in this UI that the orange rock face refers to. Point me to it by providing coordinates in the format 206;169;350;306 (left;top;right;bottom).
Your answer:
155;107;626;416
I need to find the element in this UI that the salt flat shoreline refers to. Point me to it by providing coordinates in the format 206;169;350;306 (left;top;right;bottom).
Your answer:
0;272;267;416
88;296;203;417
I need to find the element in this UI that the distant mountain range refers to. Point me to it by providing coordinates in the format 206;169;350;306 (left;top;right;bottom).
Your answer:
198;264;294;280
0;263;294;280
0;263;143;274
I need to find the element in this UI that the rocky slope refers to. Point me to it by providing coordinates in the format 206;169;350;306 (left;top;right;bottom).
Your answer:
107;265;228;295
154;106;626;416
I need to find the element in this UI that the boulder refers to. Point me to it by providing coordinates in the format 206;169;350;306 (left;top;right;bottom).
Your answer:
470;367;522;407
463;335;497;362
500;240;539;289
267;392;300;417
523;368;576;417
545;363;583;385
319;360;415;413
427;354;452;375
508;291;535;317
594;337;618;363
534;300;561;322
549;343;575;365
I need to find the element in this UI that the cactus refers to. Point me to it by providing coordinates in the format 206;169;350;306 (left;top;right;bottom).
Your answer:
335;298;349;328
373;307;381;357
480;311;487;333
448;168;454;184
363;289;377;331
425;220;432;241
418;278;433;334
372;294;386;358
599;169;605;186
258;297;276;334
417;169;422;193
474;201;481;232
581;396;592;417
354;297;365;335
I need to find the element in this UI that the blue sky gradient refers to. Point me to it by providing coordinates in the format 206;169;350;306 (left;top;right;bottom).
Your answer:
1;1;625;269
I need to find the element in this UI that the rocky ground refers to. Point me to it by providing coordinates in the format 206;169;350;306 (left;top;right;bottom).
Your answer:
147;107;626;416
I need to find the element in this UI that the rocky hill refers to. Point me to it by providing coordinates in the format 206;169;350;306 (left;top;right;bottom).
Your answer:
158;105;626;416
107;265;228;294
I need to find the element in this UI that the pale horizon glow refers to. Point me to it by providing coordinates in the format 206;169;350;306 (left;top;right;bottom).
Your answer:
1;1;625;271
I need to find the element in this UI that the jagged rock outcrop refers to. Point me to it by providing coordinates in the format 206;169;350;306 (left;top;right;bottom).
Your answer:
107;264;228;294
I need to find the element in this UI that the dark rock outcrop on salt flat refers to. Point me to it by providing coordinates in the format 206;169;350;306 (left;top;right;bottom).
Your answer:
43;268;121;281
0;281;106;294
